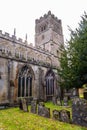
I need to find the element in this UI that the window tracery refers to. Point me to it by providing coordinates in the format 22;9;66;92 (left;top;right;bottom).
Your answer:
45;70;55;100
18;65;33;97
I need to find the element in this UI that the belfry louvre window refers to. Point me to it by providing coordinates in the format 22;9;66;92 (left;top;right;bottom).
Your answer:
18;66;32;97
40;24;47;32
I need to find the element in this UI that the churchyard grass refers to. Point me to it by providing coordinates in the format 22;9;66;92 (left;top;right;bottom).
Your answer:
0;102;87;130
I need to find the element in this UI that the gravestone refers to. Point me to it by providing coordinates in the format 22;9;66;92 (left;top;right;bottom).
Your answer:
84;88;87;100
84;92;87;99
59;110;70;123
38;102;45;116
71;88;78;99
42;107;50;118
52;96;57;105
19;98;28;112
38;102;50;118
72;98;87;127
19;98;23;110
22;98;28;112
56;98;61;106
63;96;68;106
52;110;60;120
30;100;37;114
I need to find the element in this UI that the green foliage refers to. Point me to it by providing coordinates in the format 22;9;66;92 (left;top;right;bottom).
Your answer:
0;102;87;130
58;11;87;89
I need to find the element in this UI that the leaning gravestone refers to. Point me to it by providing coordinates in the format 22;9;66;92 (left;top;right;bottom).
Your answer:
30;100;37;114
38;102;50;118
72;98;87;127
52;110;60;120
42;107;50;118
59;110;70;123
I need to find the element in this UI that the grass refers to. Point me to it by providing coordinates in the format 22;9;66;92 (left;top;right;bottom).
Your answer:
0;102;87;130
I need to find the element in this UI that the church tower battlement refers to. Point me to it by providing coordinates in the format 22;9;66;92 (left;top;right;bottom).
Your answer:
35;11;64;56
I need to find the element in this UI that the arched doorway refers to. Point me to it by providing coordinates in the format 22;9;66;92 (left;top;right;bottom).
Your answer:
18;65;34;97
45;69;55;101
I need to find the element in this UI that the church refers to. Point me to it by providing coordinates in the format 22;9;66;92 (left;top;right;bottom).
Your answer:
0;11;64;105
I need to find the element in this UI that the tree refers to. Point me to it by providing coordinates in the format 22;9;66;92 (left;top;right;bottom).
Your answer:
58;12;87;90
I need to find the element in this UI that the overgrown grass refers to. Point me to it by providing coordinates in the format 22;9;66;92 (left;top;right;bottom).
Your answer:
0;102;87;130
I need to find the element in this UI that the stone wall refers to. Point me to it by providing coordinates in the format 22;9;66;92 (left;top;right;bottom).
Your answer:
0;58;9;104
72;98;87;127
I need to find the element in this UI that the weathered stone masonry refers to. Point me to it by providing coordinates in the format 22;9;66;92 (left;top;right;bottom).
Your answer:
0;11;64;105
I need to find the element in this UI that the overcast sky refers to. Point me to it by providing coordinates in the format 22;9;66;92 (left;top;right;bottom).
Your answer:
0;0;87;44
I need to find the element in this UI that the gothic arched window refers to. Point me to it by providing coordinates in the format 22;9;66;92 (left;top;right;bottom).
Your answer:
18;65;33;97
45;70;55;100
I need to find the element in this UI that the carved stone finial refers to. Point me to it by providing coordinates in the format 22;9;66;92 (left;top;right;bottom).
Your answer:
14;28;16;36
25;33;27;41
44;14;47;18
48;11;51;15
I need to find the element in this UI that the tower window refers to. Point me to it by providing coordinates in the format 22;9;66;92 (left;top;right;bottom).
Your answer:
41;27;43;31
40;24;47;32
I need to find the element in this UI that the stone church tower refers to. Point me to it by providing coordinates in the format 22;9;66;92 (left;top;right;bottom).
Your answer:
35;11;64;56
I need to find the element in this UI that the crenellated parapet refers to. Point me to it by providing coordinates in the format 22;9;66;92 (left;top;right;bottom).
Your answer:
0;30;32;46
35;11;61;24
35;11;63;53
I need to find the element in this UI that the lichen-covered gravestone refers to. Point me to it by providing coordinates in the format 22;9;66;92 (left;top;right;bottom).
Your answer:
72;98;87;127
59;110;70;123
19;98;28;112
38;102;50;118
71;88;78;99
56;98;61;106
52;96;57;105
38;102;45;116
22;98;29;112
63;96;68;106
30;100;37;114
52;110;60;120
